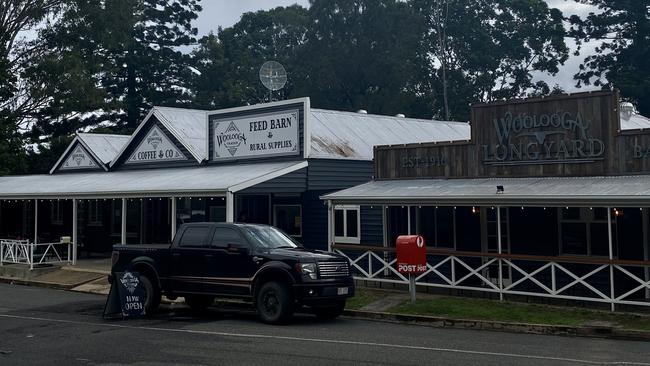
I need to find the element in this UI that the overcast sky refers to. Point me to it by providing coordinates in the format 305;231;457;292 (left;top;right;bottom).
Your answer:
195;0;600;93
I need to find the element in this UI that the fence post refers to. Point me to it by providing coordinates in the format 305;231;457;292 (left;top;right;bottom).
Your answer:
29;242;34;270
551;263;556;295
0;241;3;267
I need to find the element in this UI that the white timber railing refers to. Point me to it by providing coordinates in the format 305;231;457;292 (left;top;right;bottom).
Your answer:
333;244;650;310
1;239;73;270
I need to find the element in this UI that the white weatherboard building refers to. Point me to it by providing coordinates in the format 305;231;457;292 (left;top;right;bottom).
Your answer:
0;98;468;267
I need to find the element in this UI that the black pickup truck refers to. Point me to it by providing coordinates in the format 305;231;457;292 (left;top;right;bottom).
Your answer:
110;222;354;323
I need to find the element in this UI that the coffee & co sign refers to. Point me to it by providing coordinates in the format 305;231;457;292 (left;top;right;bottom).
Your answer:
126;125;187;164
212;110;299;161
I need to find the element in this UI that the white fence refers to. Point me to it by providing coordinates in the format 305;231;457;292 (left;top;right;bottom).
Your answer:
333;244;650;310
1;239;73;270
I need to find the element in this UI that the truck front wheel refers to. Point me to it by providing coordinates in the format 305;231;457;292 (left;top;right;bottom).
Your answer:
139;274;161;314
256;281;293;324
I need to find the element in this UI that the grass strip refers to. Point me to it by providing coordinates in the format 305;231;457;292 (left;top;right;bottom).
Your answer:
349;289;650;331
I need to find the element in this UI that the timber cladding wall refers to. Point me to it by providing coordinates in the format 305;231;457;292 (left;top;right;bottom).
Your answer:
375;90;650;180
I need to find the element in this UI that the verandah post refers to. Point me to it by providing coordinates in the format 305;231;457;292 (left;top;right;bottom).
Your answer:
497;205;503;301
121;198;127;244
226;191;234;223
607;207;615;311
32;199;38;270
72;198;77;265
327;200;333;252
170;196;176;241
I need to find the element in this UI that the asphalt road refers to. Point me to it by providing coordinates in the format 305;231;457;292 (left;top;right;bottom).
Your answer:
0;283;648;366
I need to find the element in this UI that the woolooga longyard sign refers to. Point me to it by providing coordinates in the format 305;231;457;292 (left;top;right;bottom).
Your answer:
374;91;622;179
481;111;605;165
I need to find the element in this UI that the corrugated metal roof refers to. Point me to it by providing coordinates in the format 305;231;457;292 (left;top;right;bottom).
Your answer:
0;161;305;199
322;175;650;206
620;111;650;130
309;109;470;160
77;133;130;164
153;107;207;160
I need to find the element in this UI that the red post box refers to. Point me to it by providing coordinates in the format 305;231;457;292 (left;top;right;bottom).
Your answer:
396;235;427;274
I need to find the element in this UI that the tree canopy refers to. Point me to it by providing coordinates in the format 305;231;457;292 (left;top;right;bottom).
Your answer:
2;0;647;175
569;0;650;116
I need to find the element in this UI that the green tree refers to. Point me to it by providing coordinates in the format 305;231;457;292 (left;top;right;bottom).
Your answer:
413;0;569;120
569;0;650;115
30;0;202;135
0;0;64;175
295;0;431;118
190;5;309;109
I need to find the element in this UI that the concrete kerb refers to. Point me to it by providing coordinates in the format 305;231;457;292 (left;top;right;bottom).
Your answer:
0;276;76;290
342;309;650;342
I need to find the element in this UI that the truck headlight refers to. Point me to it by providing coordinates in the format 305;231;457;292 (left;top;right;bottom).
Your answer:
296;263;318;280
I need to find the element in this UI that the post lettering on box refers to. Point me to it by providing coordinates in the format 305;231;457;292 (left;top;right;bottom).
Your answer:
396;235;427;275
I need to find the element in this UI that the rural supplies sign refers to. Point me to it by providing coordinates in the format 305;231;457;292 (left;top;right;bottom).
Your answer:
212;110;299;161
126;125;187;164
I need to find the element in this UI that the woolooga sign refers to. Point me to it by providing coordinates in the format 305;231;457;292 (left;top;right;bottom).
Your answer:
373;90;650;179
482;110;605;165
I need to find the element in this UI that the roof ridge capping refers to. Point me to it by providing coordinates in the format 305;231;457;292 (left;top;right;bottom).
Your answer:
310;108;469;125
77;132;130;138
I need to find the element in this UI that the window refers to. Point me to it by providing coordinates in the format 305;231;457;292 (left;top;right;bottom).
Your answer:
559;207;616;257
335;205;360;244
51;201;64;225
179;226;209;247
88;200;103;226
273;205;302;237
211;227;243;248
176;197;207;224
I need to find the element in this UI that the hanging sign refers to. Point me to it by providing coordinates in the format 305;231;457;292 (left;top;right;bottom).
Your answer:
60;145;98;170
126;125;187;164
212;110;299;161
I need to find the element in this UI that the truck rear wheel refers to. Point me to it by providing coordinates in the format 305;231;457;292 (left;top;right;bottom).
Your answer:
256;281;293;324
313;301;346;320
185;295;215;311
139;274;161;314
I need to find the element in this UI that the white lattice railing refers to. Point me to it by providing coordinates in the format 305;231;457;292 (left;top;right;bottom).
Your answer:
333;244;650;309
1;239;73;270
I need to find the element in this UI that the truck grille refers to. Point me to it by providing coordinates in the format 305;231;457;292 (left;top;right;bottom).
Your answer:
318;261;349;278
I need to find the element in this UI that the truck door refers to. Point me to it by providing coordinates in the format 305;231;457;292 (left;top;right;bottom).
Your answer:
204;226;259;295
170;224;212;294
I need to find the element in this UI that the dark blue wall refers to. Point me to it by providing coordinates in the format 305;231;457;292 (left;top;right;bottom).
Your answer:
301;159;382;250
